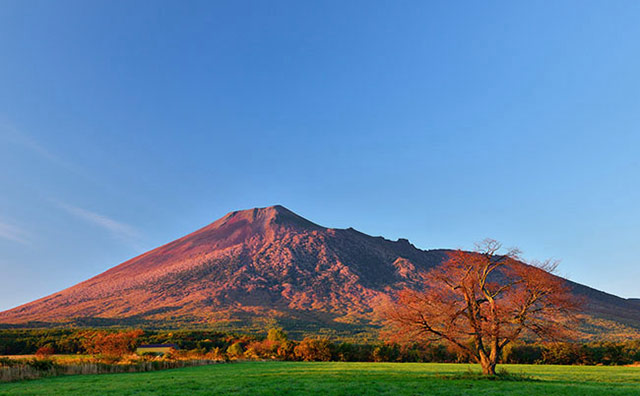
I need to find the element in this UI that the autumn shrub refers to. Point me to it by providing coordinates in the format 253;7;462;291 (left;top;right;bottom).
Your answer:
267;328;288;342
294;337;331;361
241;328;295;360
35;344;55;357
244;339;279;359
206;347;228;361
226;342;244;359
80;329;144;361
276;340;296;360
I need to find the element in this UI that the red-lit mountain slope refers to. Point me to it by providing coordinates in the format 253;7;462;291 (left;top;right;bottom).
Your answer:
1;206;639;338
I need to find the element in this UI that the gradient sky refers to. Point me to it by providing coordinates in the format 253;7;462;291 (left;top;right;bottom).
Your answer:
1;1;639;311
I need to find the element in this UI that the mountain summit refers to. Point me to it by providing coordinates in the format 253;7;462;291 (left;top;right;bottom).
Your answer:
1;206;639;337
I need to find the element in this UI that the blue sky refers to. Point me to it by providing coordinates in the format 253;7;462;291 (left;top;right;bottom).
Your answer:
1;1;639;311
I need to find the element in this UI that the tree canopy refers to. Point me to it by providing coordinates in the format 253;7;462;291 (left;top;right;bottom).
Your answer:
379;239;581;375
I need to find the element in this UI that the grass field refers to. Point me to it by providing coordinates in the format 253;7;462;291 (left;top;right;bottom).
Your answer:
1;361;639;395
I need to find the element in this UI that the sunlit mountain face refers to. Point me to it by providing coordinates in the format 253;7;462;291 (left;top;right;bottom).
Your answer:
2;206;639;339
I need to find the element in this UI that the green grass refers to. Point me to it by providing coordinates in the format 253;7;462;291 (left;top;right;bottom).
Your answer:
1;361;639;395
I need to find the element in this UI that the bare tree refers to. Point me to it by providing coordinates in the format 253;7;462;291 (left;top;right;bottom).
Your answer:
379;239;580;375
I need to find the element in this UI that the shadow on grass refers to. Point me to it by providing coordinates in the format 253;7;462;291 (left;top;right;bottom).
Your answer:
435;368;538;382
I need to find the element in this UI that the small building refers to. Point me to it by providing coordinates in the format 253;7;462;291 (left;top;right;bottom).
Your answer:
136;344;179;355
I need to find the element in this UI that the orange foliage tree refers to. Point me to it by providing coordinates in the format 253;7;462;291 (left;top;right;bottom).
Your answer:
244;328;295;360
379;239;580;375
80;329;144;359
293;337;332;361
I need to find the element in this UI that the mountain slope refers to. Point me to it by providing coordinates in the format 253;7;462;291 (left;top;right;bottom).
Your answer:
1;205;639;338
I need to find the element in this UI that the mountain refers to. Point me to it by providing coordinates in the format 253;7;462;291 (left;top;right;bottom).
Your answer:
1;205;639;338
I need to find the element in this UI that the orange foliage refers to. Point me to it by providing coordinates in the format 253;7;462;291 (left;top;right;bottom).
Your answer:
80;329;144;359
244;339;279;359
378;239;581;375
35;345;55;357
294;337;331;361
244;328;295;360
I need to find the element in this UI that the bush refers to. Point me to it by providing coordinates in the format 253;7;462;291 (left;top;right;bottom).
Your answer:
503;343;544;364
372;344;399;362
226;342;244;358
35;345;55;357
80;329;144;360
277;340;296;360
294;338;331;361
267;328;288;342
206;347;228;361
244;340;279;359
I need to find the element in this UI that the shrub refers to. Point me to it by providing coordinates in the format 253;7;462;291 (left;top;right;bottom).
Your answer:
244;340;279;359
276;340;296;360
35;345;55;357
372;344;399;362
294;338;331;361
206;347;228;361
80;329;144;360
503;343;544;364
226;342;244;358
267;328;288;342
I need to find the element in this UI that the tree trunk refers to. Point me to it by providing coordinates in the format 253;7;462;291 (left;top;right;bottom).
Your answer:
481;360;497;376
478;349;497;376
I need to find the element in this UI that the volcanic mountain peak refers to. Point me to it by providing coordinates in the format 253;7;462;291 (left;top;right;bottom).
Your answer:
212;205;323;232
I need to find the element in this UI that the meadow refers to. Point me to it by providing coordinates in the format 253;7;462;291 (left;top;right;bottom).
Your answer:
0;361;639;396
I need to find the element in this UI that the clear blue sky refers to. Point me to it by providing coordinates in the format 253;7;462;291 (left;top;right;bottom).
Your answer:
1;1;639;311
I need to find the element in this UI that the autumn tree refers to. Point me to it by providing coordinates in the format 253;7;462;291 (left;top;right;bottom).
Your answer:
294;337;332;361
379;239;580;375
226;342;244;359
244;327;293;360
80;329;144;360
267;327;288;343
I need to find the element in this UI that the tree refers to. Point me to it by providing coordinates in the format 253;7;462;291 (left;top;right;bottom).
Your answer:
244;328;291;360
226;342;244;359
80;329;144;360
379;239;580;375
294;337;332;361
267;327;288;343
